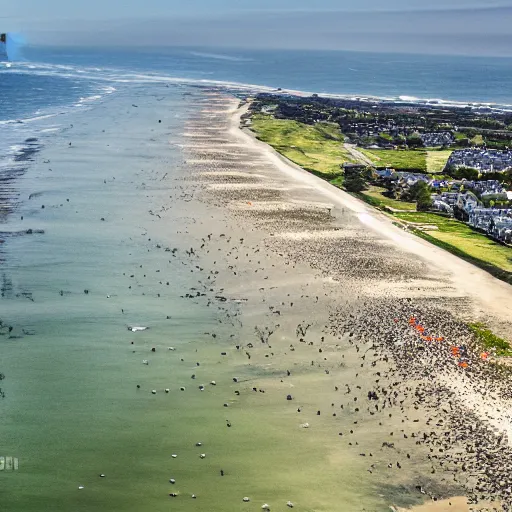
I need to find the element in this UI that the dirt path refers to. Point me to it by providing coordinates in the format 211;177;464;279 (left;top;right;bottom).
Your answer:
344;142;376;166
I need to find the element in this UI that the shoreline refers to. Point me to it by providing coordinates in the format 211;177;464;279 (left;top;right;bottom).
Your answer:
192;95;512;509
233;102;512;334
3;85;512;512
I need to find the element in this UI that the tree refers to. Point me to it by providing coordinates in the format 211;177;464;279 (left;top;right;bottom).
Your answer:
344;174;367;192
416;186;433;211
406;181;432;211
446;166;479;181
407;132;424;148
343;165;376;193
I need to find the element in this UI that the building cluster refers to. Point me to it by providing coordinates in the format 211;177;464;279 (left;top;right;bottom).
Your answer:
419;132;455;147
467;208;512;244
374;170;512;244
375;169;428;182
340;120;412;144
446;149;512;173
428;192;512;243
463;180;508;198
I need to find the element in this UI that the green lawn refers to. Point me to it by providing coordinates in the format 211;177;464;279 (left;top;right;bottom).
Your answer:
360;148;427;171
360;186;416;211
359;148;450;173
251;114;355;176
393;212;512;275
472;134;485;146
426;150;453;173
468;323;512;357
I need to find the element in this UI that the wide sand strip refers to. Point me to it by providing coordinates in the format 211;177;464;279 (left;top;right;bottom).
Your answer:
180;94;512;511
231;103;512;329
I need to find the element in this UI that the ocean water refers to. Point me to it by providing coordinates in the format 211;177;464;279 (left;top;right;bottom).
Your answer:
0;45;508;510
3;45;512;189
2;45;512;196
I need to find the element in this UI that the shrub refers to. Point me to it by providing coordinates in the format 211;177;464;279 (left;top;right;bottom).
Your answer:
446;166;479;180
344;174;367;192
405;181;432;211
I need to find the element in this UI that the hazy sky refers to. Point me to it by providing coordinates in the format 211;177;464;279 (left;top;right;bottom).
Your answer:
3;0;512;56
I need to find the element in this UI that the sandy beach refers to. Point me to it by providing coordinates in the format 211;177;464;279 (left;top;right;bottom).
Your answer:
178;91;512;510
2;85;512;512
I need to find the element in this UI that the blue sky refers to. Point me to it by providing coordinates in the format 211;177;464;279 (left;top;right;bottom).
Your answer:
0;0;512;20
5;0;512;20
3;1;512;56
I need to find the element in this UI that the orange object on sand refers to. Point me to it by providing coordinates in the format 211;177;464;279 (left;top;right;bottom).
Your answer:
247;201;252;206
435;337;445;342
481;352;489;360
458;362;469;368
409;317;416;325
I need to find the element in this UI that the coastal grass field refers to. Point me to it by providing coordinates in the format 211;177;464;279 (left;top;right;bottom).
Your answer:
361;148;452;174
360;148;427;172
392;211;512;278
251;114;354;176
426;150;453;173
251;114;452;177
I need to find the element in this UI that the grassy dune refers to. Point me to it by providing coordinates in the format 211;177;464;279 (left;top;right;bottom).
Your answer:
251;115;355;176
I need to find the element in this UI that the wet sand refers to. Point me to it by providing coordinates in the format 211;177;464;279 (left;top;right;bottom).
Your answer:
396;497;469;511
179;92;512;511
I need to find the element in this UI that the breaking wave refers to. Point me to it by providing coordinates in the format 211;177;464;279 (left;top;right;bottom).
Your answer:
4;59;512;113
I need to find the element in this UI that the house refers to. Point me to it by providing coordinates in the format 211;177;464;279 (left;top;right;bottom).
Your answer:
342;163;368;173
446;149;512;173
420;132;455;147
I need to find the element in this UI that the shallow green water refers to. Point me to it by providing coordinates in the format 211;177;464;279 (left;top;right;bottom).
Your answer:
0;87;444;512
0;87;234;511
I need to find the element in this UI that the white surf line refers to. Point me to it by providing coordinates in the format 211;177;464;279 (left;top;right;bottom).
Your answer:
229;102;512;324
